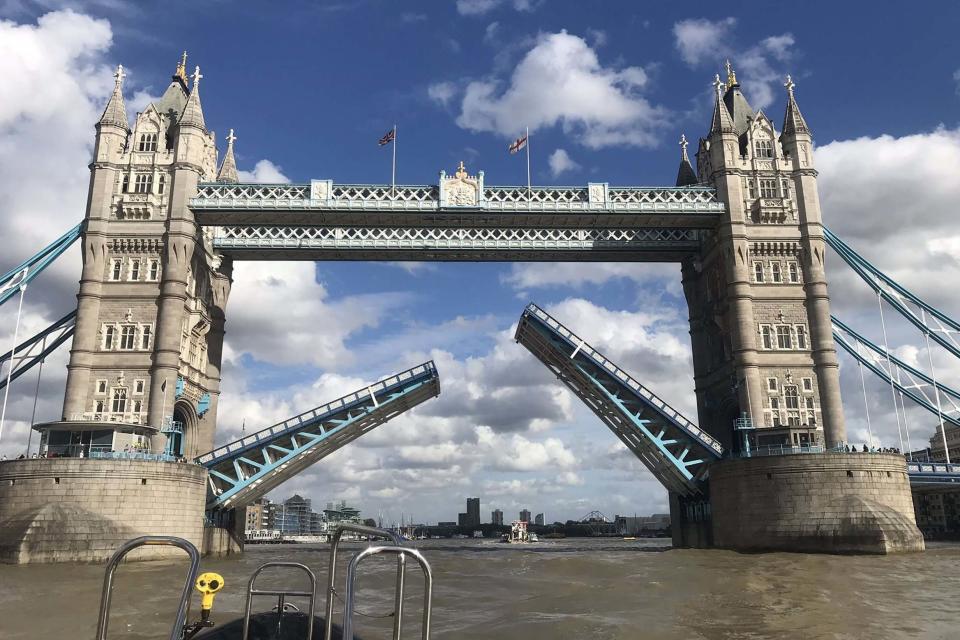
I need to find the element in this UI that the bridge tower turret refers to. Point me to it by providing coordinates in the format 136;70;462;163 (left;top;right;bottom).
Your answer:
683;64;846;450
59;55;232;459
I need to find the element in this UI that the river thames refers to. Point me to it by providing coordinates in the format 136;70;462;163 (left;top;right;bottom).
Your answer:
1;538;959;639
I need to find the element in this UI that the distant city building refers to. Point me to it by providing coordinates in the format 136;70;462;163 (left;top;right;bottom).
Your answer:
458;512;468;527
245;497;271;532
520;509;531;523
928;423;960;462
615;514;671;535
437;521;456;527
284;495;313;535
466;497;481;526
491;509;504;526
535;513;544;526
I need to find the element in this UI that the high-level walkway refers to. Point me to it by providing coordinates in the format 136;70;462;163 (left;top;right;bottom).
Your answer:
189;181;723;261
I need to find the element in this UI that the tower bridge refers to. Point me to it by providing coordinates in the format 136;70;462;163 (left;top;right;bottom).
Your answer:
0;57;954;562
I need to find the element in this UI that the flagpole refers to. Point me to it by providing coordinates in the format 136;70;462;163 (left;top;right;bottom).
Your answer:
525;126;531;201
391;124;397;195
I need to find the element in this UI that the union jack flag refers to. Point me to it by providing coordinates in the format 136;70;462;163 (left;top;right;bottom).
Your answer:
378;128;396;146
509;133;528;154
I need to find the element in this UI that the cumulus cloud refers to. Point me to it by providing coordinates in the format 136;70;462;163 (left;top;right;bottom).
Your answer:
427;81;457;107
815;127;960;452
454;30;667;149
672;17;796;109
547;148;579;177
672;17;736;66
237;159;290;183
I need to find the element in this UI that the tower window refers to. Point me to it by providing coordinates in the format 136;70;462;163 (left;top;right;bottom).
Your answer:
95;400;105;415
158;174;166;195
111;387;128;414
120;325;137;350
121;175;130;193
134;174;153;194
96;379;107;394
788;261;800;283
137;133;158;152
148;259;160;281
776;325;792;349
134;379;145;394
129;259;140;281
103;326;116;350
768;377;778;392
785;386;800;410
141;325;152;350
754;139;773;158
802;377;813;392
748;180;756;199
110;258;123;281
795;325;808;350
771;262;782;283
760;179;777;198
760;325;773;350
753;261;764;283
133;400;143;413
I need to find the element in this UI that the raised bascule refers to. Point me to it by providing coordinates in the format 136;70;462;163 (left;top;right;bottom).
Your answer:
1;56;953;562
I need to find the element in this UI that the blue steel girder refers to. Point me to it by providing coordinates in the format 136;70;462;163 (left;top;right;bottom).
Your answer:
0;310;76;391
198;362;440;509
832;317;960;429
515;303;722;497
824;228;960;361
1;223;82;306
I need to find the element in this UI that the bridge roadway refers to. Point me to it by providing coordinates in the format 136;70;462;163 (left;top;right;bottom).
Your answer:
198;361;440;510
189;182;723;262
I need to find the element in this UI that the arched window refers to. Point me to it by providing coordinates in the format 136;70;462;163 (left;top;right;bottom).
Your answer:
120;325;137;350
754;138;773;158
137;133;158;152
111;387;128;413
103;326;116;350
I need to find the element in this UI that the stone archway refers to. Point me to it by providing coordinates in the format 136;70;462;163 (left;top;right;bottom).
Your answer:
172;400;199;459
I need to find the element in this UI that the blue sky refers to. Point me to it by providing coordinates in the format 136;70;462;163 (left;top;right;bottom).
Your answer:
2;1;960;525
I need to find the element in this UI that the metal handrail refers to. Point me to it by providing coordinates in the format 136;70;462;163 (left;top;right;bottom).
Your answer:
196;362;436;465
242;562;317;640
95;536;200;640
325;524;405;640
343;546;432;640
522;303;723;455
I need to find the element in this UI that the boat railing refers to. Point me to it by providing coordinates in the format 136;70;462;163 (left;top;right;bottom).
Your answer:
325;523;406;640
242;562;317;640
343;546;433;640
95;536;201;640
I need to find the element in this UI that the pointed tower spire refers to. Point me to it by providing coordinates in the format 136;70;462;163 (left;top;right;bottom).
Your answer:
709;74;735;135
676;134;698;186
175;51;189;86
98;64;130;130
781;75;810;137
178;65;206;130
725;59;738;88
217;128;239;183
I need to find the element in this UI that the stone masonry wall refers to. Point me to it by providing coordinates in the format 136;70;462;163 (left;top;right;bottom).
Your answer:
0;459;207;564
710;452;924;554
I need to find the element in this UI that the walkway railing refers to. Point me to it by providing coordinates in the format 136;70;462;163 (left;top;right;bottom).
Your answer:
196;362;436;466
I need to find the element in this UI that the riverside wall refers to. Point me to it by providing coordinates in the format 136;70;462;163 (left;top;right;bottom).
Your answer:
0;458;208;564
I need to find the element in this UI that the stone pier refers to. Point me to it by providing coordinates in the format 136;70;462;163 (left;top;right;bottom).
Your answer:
0;459;208;563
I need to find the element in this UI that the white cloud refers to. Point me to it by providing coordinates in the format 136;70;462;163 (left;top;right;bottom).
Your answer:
427;81;457;107
455;30;667;149
672;17;796;109
504;261;679;291
237;159;289;183
455;0;539;16
672;17;736;66
547;148;580;177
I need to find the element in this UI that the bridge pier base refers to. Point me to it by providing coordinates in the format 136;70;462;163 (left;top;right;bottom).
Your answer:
708;453;924;554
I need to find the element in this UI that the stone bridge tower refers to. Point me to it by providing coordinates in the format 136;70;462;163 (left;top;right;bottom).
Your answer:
59;57;235;458
681;65;846;452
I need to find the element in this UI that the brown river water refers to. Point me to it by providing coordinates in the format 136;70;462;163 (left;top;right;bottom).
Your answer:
1;538;959;639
